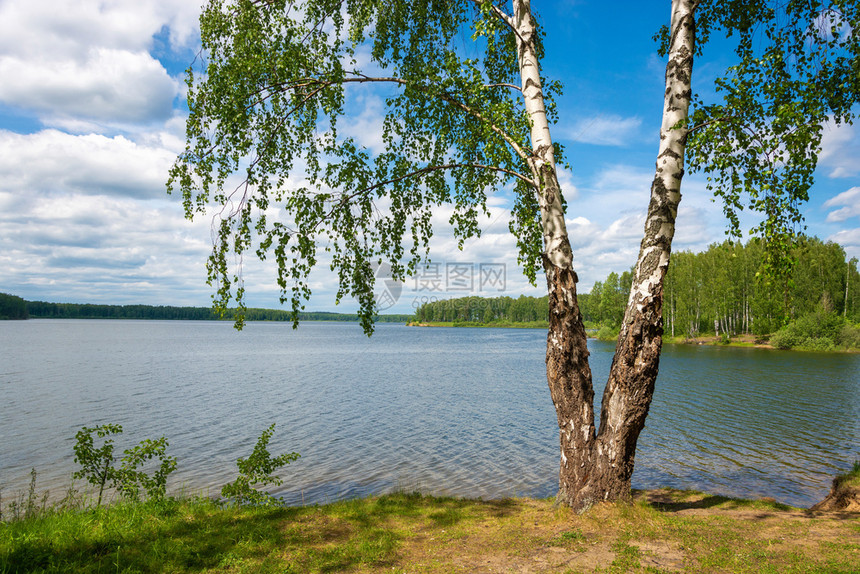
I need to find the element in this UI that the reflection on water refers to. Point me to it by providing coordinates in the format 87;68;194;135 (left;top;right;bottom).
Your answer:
1;320;858;508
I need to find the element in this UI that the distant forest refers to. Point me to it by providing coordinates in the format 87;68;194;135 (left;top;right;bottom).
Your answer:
3;298;410;323
5;236;858;338
0;293;28;320
413;236;860;338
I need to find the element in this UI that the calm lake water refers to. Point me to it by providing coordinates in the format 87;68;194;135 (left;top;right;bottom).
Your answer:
1;320;858;508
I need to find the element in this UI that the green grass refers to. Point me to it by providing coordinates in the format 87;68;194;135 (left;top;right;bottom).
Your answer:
2;490;858;573
836;460;860;488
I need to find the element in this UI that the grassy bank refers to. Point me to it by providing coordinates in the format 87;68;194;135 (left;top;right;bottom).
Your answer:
662;334;764;348
2;490;858;573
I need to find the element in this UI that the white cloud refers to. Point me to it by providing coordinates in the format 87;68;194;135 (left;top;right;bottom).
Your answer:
0;0;200;127
822;186;860;260
0;192;212;305
828;228;860;259
0;129;177;199
592;163;650;196
338;93;388;154
823;186;860;222
561;114;643;147
0;0;201;57
556;167;579;201
819;121;860;178
0;49;178;124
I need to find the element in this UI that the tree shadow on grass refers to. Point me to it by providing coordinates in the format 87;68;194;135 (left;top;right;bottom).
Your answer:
2;494;528;573
638;488;795;514
636;489;860;522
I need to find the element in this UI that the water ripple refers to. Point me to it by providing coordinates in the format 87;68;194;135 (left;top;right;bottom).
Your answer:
1;321;857;508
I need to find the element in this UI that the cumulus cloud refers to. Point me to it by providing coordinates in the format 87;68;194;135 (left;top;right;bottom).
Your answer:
823;187;860;259
824;187;860;222
0;49;179;124
0;129;176;199
338;93;389;155
0;192;212;305
0;0;202;56
556;167;579;201
561;114;643;147
828;228;860;259
819;121;860;178
0;0;199;126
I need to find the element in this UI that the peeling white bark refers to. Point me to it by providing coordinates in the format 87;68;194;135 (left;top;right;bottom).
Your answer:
511;0;571;270
588;0;697;503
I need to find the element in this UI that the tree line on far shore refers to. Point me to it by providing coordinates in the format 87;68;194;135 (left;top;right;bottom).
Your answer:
412;236;860;349
589;236;859;337
5;235;858;345
0;293;28;320
2;298;410;324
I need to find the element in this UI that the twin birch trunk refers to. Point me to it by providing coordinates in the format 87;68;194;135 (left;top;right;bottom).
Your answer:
512;0;697;511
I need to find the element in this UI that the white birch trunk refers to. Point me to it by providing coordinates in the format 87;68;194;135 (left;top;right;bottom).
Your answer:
511;0;572;271
505;0;697;511
582;0;697;507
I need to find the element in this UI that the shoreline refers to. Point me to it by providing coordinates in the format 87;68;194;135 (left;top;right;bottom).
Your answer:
408;322;860;353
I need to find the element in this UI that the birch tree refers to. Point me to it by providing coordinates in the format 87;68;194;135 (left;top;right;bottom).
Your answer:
170;0;860;511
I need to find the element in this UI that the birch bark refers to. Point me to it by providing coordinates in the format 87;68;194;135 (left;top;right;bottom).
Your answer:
583;0;697;507
502;0;696;511
509;0;598;509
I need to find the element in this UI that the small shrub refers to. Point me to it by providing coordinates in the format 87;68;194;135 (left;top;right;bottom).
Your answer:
73;424;122;507
838;322;860;349
797;337;836;352
769;329;797;350
115;437;177;502
770;310;845;350
221;423;300;507
73;424;176;507
596;325;617;341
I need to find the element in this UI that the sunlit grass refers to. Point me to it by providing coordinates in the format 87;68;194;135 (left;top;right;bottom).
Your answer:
2;489;857;573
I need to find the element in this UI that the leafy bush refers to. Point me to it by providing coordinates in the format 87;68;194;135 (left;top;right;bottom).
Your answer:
799;337;836;352
221;423;299;507
770;309;845;350
595;325;617;341
73;424;176;507
838;322;860;349
115;437;177;502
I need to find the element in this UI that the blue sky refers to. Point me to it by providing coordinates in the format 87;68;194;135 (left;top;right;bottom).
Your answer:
1;1;858;315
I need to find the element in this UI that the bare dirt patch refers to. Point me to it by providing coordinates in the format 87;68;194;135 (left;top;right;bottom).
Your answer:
811;478;860;513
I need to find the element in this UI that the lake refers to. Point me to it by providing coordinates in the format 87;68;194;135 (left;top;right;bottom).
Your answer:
1;320;858;508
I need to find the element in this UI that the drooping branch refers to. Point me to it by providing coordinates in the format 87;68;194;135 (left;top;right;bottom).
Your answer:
246;72;533;164
344;161;535;198
306;161;535;232
177;0;559;333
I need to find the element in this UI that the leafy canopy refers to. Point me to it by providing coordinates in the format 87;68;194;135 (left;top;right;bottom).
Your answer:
684;1;860;283
168;0;563;332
